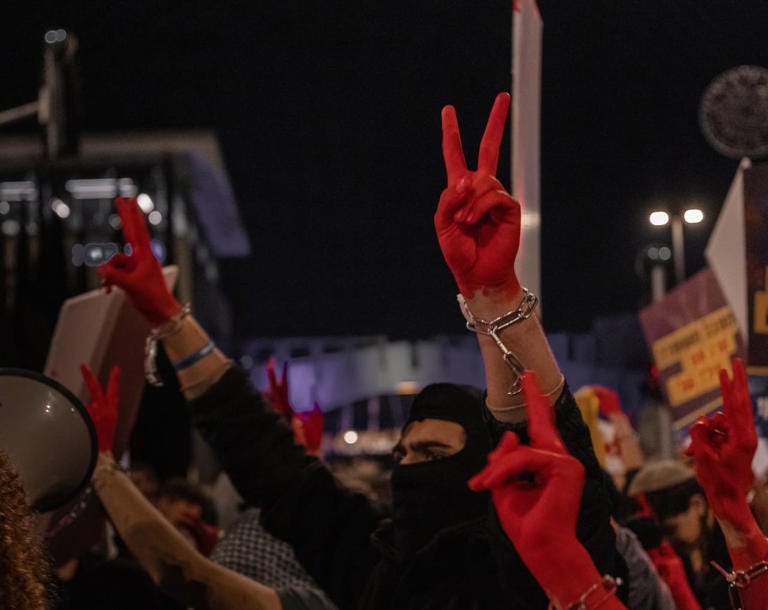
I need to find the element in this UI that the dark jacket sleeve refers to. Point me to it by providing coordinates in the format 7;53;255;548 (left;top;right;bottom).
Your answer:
187;367;382;610
483;383;618;578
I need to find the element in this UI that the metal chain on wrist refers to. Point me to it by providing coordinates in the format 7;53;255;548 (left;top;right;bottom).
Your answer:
144;303;191;387
712;560;768;609
457;288;538;395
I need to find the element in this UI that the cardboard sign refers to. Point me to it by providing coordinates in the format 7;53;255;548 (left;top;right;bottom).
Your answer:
43;266;177;564
745;163;768;371
640;268;746;431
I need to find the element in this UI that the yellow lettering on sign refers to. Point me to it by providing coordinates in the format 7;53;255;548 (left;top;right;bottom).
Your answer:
754;267;768;335
651;306;738;407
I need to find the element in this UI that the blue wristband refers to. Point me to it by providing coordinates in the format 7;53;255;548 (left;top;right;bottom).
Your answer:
173;341;216;371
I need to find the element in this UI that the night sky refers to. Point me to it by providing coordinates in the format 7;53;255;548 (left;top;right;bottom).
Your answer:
2;1;767;339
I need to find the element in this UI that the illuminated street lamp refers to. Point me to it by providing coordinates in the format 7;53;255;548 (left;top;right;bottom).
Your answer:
683;209;704;224
648;208;705;285
649;211;670;226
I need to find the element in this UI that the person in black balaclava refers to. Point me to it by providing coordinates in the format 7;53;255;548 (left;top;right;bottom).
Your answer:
389;384;491;555
174;350;618;609
98;108;620;607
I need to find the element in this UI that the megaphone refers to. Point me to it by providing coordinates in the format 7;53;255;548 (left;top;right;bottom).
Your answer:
0;369;96;512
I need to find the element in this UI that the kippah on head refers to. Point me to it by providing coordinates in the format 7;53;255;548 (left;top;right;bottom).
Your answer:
627;459;696;496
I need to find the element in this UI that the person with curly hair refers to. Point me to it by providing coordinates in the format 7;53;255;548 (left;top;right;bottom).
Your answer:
0;450;50;609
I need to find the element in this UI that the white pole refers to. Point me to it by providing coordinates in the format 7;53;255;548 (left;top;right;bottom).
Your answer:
650;265;666;302
671;215;685;285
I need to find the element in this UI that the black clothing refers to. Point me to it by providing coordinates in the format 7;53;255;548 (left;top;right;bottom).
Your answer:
680;522;731;610
393;383;491;554
188;368;617;610
54;557;183;610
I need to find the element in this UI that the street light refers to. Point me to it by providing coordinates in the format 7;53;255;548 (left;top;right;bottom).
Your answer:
649;208;705;285
649;211;670;226
683;208;704;224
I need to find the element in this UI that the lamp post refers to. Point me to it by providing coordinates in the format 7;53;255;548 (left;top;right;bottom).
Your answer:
649;208;704;286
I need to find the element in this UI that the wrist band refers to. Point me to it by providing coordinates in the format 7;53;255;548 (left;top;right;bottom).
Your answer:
711;560;768;609
151;303;192;339
172;341;216;371
457;288;538;395
144;303;191;387
548;575;622;610
45;485;94;540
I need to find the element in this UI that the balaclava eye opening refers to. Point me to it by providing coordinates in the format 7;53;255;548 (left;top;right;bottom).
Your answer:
390;383;492;555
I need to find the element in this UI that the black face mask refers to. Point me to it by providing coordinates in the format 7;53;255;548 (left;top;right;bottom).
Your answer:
391;445;489;555
390;383;492;556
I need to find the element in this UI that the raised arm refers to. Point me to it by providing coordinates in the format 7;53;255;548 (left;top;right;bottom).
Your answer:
686;358;768;609
470;372;626;610
95;198;303;503
435;94;616;579
97;197;230;399
435;93;562;423
96;199;380;610
82;364;281;610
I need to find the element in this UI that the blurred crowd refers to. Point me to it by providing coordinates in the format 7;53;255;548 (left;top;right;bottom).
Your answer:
1;93;766;610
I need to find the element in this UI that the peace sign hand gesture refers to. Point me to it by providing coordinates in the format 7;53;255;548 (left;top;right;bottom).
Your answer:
265;357;292;419
435;93;521;301
81;363;120;455
686;358;757;530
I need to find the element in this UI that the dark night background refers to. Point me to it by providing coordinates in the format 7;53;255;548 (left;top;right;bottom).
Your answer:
2;1;767;339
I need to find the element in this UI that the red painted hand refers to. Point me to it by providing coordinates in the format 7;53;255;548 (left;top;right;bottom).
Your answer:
434;93;521;300
97;197;180;326
292;402;324;456
470;372;587;592
265;359;324;455
685;358;756;529
647;542;701;610
265;357;292;419
81;363;120;455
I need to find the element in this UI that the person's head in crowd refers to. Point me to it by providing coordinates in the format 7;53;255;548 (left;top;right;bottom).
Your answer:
129;461;160;504
157;478;218;550
628;459;713;553
390;383;492;554
0;450;50;610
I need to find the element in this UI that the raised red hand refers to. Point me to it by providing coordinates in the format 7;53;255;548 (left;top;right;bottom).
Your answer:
685;357;768;602
292;402;324;456
685;358;756;527
265;357;292;419
265;359;324;456
647;542;701;610
81;363;120;455
435;92;521;300
470;372;579;555
468;372;621;610
97;197;180;326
